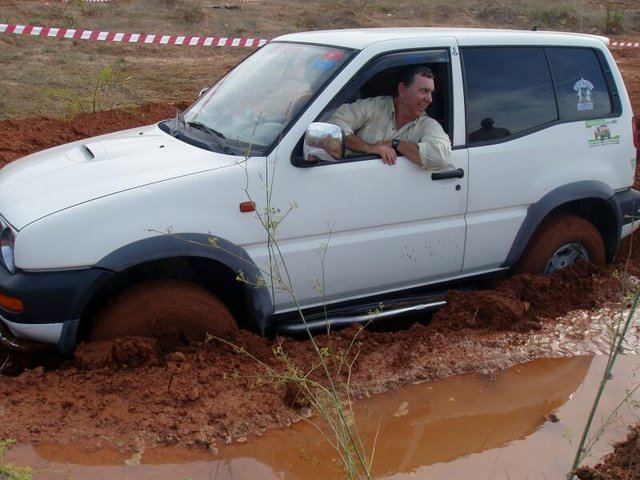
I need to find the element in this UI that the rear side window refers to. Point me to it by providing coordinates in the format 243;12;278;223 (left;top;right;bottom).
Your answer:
463;46;614;146
546;47;612;121
463;47;557;144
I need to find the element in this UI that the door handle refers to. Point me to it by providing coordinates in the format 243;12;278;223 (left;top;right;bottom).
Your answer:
431;168;464;180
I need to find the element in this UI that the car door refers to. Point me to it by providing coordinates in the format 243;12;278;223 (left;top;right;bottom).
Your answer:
249;44;469;313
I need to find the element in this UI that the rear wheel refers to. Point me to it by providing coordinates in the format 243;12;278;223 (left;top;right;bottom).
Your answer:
89;279;237;348
515;213;605;274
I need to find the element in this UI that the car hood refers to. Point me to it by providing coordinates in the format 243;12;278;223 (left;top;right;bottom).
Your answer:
0;124;238;230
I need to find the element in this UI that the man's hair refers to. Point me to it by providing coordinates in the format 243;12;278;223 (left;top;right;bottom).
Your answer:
395;66;435;95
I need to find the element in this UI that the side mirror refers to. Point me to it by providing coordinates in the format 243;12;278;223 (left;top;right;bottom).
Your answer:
302;122;345;165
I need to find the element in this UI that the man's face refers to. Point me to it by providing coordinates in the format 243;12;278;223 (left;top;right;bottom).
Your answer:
398;75;435;120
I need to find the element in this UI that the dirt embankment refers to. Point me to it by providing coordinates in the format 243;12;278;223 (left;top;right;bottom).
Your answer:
0;47;638;476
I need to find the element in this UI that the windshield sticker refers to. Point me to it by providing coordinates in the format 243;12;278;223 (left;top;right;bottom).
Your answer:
312;58;337;71
322;50;347;61
312;50;347;71
586;119;620;147
574;78;594;111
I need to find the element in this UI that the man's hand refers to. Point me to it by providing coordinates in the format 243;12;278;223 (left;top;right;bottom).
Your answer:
372;143;397;165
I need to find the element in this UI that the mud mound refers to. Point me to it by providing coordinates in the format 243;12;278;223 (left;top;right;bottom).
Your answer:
432;261;621;331
73;337;162;370
0;102;189;166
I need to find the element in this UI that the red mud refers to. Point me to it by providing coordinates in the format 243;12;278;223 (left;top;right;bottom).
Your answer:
0;50;638;475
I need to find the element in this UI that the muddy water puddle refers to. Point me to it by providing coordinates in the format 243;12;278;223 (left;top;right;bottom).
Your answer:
6;354;639;480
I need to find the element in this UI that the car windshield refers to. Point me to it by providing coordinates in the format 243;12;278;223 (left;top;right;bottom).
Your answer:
178;42;352;155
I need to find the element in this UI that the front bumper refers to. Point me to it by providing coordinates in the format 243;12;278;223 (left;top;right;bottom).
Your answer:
0;266;113;354
0;317;63;353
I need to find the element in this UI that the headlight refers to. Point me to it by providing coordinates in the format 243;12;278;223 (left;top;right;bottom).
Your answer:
0;216;16;273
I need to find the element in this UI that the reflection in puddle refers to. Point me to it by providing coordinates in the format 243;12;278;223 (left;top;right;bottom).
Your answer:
7;355;639;480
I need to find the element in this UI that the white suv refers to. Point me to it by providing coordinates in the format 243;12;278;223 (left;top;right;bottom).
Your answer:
0;28;638;354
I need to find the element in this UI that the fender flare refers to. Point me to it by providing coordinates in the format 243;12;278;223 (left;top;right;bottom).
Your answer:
501;181;620;268
95;233;273;334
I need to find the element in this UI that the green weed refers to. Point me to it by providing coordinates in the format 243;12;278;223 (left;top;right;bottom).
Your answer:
91;65;113;113
42;86;85;117
41;61;125;116
604;7;625;34
568;230;640;478
0;439;32;480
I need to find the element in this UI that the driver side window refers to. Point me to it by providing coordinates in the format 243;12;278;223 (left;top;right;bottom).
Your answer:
311;49;452;164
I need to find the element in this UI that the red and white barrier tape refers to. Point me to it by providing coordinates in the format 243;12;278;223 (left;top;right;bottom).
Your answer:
1;23;637;50
0;23;268;47
610;41;640;48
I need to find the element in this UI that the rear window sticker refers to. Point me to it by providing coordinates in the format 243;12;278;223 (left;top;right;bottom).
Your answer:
574;78;594;111
586;118;620;147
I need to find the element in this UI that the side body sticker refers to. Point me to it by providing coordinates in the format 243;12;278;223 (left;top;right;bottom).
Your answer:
586;118;621;147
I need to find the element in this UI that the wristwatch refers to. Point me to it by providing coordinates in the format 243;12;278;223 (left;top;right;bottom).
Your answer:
391;139;400;154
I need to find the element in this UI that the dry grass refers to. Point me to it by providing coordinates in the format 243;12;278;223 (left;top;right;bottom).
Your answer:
0;0;638;120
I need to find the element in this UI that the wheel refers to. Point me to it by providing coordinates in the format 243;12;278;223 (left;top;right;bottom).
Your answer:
89;279;237;348
514;214;605;274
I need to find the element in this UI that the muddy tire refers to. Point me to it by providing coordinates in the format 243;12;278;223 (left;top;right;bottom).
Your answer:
89;279;237;348
514;213;605;274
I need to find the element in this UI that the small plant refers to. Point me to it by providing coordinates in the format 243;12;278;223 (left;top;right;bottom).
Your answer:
42;86;85;117
0;439;32;480
604;7;625;34
530;4;574;28
91;65;113;113
42;61;124;116
210;327;374;479
176;1;205;25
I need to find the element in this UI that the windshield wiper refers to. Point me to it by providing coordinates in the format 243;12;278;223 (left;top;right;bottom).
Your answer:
186;121;232;154
187;121;226;139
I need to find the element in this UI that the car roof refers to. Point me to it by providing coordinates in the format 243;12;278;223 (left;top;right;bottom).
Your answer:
272;27;609;50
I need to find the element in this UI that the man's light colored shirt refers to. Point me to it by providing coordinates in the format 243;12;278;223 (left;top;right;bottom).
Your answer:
328;96;451;169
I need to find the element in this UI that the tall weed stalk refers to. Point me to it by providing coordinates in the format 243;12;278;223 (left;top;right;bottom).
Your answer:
568;233;640;478
204;126;374;479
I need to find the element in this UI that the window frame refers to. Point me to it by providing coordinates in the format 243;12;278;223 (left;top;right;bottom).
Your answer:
292;48;453;167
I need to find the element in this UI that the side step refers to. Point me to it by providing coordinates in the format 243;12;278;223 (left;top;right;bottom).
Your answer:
274;293;447;335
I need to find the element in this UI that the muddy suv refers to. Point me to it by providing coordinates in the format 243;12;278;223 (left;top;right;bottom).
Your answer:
0;28;638;354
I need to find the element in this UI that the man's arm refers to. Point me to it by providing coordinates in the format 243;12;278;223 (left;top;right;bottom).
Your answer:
393;140;421;166
415;119;451;170
345;135;398;165
345;137;421;166
329;97;399;162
